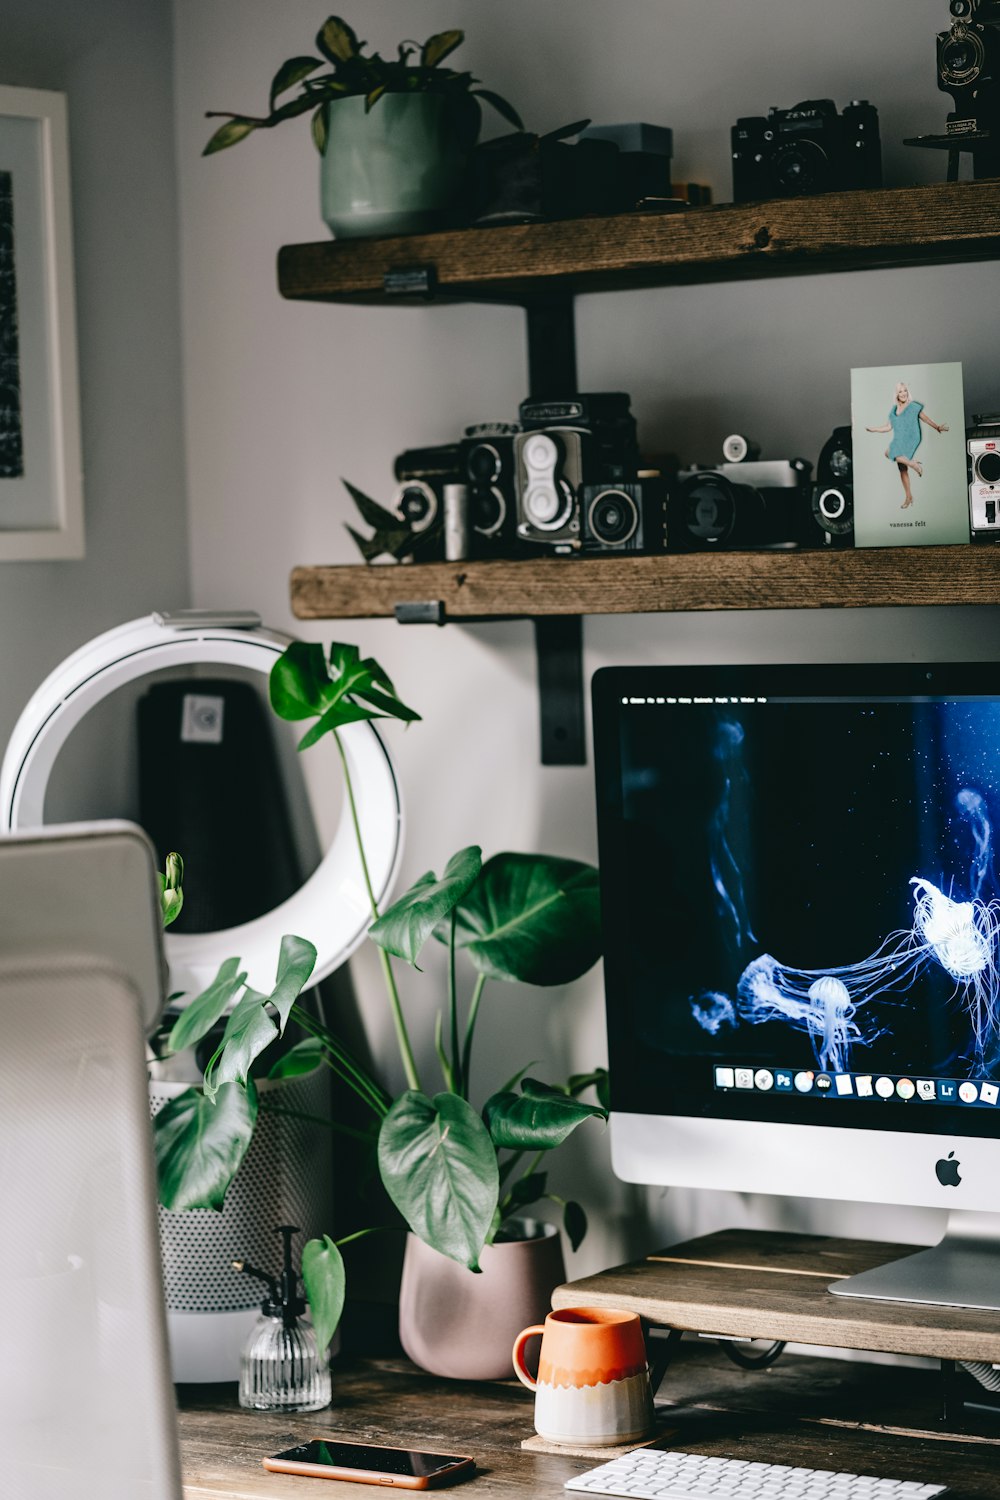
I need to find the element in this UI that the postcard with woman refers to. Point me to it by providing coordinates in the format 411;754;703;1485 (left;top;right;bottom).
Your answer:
851;361;969;548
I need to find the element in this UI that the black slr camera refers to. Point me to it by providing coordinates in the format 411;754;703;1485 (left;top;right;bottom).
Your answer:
811;426;854;548
731;99;882;202
670;438;812;551
938;0;1000;132
514;393;663;553
393;425;521;560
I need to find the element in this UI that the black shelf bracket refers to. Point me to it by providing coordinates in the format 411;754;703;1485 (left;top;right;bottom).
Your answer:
525;293;578;397
534;615;585;766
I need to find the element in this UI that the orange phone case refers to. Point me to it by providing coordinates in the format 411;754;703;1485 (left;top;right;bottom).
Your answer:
262;1441;475;1489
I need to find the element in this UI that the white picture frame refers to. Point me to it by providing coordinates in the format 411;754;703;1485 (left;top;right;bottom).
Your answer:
0;86;83;560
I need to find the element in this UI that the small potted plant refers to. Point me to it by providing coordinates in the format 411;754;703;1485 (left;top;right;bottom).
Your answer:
203;16;523;239
153;640;607;1380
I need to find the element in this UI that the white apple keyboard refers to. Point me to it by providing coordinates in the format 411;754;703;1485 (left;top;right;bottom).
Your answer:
564;1448;947;1499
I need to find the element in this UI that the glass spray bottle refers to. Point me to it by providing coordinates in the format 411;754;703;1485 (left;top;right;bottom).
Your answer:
234;1225;332;1411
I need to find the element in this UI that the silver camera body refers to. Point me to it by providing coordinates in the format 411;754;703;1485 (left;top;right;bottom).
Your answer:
968;414;1000;541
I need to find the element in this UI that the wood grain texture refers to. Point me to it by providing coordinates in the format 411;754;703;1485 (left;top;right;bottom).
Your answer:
177;1345;1000;1498
290;546;1000;620
552;1230;1000;1362
278;181;1000;305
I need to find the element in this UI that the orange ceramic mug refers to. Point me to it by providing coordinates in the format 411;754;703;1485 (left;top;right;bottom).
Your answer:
512;1306;654;1446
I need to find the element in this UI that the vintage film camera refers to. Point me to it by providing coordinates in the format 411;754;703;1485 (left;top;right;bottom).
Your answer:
811;426;854;548
393;425;521;560
731;99;882;202
514;393;645;552
670;436;812;550
938;0;1000;133
968;414;1000;541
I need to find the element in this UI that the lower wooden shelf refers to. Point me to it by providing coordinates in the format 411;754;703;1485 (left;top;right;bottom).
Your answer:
290;546;1000;621
554;1228;1000;1363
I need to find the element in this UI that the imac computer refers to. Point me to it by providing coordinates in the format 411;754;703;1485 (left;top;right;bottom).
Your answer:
593;662;1000;1310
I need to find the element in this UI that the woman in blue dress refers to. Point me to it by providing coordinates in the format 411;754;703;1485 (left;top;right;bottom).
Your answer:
865;381;950;509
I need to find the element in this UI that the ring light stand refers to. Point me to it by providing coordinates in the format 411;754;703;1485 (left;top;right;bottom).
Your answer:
0;610;404;1382
0;610;404;1002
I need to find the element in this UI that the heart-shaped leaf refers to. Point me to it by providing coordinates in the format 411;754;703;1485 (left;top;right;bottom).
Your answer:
301;1234;346;1354
270;640;419;747
421;29;464;68
484;1077;607;1151
154;1081;257;1212
164;957;247;1056
203;988;277;1098
453;853;601;985
316;16;360;63
378;1091;498;1270
368;846;482;967
270;55;324;110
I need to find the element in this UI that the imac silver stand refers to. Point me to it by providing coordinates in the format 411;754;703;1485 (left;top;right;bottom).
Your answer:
830;1211;1000;1311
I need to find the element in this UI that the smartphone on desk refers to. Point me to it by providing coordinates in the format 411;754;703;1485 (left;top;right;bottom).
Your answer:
263;1439;476;1488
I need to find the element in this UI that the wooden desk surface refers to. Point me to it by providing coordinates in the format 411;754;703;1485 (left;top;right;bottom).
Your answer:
177;1345;1000;1500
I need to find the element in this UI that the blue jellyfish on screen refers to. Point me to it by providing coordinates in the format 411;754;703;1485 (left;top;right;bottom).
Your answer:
691;783;1000;1075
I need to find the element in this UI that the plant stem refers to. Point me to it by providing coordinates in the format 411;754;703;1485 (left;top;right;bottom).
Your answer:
259;1103;376;1145
333;727;421;1094
448;911;462;1097
460;972;487;1098
290;1004;389;1118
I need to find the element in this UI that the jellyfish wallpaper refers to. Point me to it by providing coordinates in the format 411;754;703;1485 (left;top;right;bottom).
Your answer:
602;682;1000;1126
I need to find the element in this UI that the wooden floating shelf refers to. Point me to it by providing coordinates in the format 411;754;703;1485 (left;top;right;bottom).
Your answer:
290;546;1000;621
278;180;1000;305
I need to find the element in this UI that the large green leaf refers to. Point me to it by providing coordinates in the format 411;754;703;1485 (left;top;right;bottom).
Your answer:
164;957;246;1056
301;1234;345;1355
453;853;601;985
378;1091;499;1271
203;988;277;1098
269;640;419;748
484;1077;607;1151
368;846;481;967
154;1082;257;1212
267;934;318;1033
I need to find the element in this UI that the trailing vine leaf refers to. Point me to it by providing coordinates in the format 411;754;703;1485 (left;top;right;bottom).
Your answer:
471;88;524;130
421;29;464;68
311;101;329;153
484;1077;607;1151
453;853;601;985
369;846;481;966
164;957;246;1056
203;116;259;155
302;1234;346;1354
154;1081;257;1212
270;56;324;110
378;1091;498;1270
316;16;361;64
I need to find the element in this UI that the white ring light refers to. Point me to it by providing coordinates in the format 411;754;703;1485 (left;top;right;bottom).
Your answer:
0;612;403;1003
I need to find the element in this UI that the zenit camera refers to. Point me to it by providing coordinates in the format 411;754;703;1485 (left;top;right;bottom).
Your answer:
731;99;882;202
811;426;854;548
670;438;812;551
514;393;641;552
937;0;1000;131
968;414;1000;541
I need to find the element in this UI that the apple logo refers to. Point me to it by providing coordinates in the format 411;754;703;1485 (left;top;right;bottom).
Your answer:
935;1151;962;1187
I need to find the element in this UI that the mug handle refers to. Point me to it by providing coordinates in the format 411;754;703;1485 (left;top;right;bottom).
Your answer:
512;1324;546;1391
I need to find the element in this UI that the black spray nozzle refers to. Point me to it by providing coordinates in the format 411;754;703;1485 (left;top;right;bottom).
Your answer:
232;1225;306;1327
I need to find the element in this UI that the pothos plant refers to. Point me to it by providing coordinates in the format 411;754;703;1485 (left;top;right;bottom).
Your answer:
203;16;522;157
150;641;606;1355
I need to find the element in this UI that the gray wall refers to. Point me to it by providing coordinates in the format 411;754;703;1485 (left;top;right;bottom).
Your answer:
169;0;999;1280
0;0;190;776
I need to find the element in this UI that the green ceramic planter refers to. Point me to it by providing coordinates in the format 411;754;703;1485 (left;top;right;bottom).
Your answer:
320;92;476;239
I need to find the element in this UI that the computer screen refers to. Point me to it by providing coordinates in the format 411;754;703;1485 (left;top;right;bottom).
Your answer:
593;663;1000;1215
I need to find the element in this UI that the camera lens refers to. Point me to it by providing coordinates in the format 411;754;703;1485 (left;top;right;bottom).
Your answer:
977;450;1000;483
466;442;501;485
683;475;737;543
818;488;847;522
588;488;639;546
471;486;506;535
396;481;438;532
951;0;974;17
829;446;852;480
772;139;829;195
942;31;983;81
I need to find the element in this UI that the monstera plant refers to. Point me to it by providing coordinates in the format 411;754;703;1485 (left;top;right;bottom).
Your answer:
150;641;606;1357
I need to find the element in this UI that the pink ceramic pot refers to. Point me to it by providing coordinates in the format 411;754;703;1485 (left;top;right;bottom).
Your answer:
398;1219;566;1381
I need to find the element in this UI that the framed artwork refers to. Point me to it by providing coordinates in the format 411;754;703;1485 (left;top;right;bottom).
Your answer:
850;361;969;549
0;85;83;560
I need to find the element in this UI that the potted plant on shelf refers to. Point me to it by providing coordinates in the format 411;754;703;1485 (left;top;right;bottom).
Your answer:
203;16;523;239
152;640;607;1380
